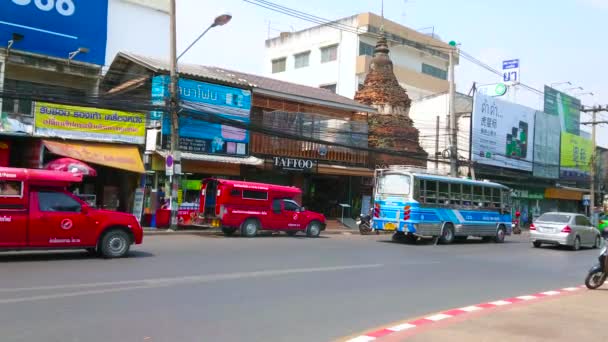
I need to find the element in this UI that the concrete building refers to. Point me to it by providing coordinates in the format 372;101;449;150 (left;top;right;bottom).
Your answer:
264;12;458;100
0;0;169;211
409;92;472;175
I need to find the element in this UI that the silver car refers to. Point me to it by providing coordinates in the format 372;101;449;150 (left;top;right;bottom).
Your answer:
530;212;601;251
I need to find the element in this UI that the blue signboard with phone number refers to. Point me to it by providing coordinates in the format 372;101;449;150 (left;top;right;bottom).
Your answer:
0;0;108;65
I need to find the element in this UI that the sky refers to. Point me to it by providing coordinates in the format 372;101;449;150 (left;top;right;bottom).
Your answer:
175;0;608;144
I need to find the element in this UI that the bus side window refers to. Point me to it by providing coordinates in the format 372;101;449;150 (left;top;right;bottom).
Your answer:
491;188;501;208
482;187;492;207
438;182;449;205
473;186;483;207
425;181;437;204
450;183;461;205
462;184;472;206
414;178;421;202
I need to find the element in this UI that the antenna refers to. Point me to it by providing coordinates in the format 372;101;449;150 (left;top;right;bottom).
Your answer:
380;0;385;34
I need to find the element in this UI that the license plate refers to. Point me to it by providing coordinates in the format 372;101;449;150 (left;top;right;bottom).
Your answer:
384;222;396;231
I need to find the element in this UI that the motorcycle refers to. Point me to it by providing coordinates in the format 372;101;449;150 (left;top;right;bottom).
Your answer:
584;229;608;289
511;219;522;234
357;213;374;235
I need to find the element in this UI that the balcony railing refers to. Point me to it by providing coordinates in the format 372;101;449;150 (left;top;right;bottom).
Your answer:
250;133;368;165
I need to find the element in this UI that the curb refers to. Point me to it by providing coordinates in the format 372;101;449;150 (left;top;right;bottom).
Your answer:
345;285;585;342
143;229;384;236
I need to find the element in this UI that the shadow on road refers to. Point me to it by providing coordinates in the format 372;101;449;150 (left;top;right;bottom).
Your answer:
0;250;155;263
212;232;330;239
377;236;524;247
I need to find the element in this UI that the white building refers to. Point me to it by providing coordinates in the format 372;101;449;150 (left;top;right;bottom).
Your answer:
264;12;458;100
409;92;472;176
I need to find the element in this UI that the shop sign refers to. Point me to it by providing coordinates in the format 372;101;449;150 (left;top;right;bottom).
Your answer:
471;93;536;171
511;188;544;200
33;102;146;144
156;76;252;156
273;157;316;172
560;132;592;180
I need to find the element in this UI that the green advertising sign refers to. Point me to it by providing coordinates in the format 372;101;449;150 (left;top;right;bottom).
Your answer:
560;132;592;179
544;86;581;135
182;179;202;191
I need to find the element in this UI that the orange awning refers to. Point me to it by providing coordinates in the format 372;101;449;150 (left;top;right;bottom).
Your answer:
43;140;145;174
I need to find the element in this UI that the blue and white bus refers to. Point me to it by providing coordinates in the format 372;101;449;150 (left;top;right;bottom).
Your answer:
371;167;512;243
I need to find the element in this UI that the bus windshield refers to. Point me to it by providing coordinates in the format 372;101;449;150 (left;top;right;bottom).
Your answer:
378;174;410;195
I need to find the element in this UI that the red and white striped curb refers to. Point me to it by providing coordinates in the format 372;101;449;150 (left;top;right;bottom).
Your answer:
346;285;585;342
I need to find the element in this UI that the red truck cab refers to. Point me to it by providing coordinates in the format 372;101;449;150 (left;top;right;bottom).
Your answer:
199;179;326;237
0;167;143;258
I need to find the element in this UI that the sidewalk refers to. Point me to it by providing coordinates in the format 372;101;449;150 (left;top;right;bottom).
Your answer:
373;286;607;341
143;219;386;236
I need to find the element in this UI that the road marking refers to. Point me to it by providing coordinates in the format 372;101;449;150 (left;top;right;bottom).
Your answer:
0;264;385;304
517;295;537;301
459;306;482;312
489;300;512;306
540;291;560;296
388;323;416;332
425;313;452;321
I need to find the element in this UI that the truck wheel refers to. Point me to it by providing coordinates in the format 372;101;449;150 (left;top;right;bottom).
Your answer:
439;224;455;244
241;219;260;238
99;230;131;258
222;227;236;237
494;226;506;243
306;221;322;238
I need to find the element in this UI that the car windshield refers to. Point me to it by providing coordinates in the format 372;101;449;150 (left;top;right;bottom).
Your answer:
536;213;571;223
377;174;410;195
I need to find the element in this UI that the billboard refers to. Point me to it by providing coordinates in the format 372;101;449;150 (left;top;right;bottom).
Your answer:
0;1;108;65
544;86;581;135
155;76;252;156
472;93;536;171
33;102;146;144
560;132;592;180
533;111;561;179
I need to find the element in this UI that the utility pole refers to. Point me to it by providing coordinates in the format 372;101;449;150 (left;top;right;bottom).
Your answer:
581;105;608;220
168;0;180;228
448;46;458;177
435;115;440;171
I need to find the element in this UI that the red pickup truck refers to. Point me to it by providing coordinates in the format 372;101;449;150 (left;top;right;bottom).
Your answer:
199;179;326;237
0;167;143;258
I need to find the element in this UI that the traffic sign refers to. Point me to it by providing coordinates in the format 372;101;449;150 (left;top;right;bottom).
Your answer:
502;59;520;85
166;154;174;177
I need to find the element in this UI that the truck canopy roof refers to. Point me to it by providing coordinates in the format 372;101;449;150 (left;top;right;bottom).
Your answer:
0;167;83;185
205;179;301;195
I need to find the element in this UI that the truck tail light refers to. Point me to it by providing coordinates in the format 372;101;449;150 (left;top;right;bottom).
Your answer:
561;225;572;233
403;205;411;221
373;203;380;218
529;223;536;230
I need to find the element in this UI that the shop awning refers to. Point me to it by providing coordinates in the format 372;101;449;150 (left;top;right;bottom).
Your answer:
317;164;373;177
43;140;145;173
156;151;263;166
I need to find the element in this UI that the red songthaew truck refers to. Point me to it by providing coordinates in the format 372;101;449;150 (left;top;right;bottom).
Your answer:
198;179;326;237
0;167;143;258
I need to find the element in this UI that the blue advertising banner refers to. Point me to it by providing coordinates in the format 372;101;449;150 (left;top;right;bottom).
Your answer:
154;76;252;156
0;0;108;65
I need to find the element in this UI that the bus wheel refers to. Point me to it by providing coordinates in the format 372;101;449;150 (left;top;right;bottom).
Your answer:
439;224;455;244
222;227;237;237
494;226;506;243
241;219;260;238
392;232;406;242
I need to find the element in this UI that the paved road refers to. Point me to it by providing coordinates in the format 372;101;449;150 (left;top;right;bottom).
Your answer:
0;233;598;342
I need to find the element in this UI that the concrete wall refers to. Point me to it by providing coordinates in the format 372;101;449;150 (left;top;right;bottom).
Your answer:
264;13;452;101
409;93;472;175
106;0;170;66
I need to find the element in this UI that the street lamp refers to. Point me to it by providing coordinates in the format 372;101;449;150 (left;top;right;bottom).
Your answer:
565;86;584;92
550;81;571;88
576;92;594;97
167;1;232;229
177;13;232;61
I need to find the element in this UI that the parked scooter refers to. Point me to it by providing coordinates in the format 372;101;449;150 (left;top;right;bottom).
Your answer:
585;229;608;289
357;212;374;235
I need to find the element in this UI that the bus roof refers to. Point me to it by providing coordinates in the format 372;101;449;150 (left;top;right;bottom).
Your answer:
383;171;508;189
0;167;83;184
207;179;301;194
